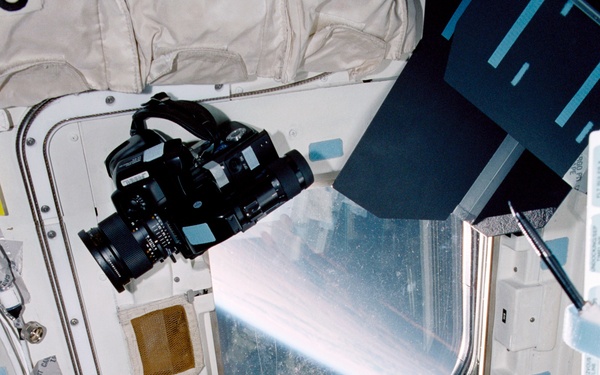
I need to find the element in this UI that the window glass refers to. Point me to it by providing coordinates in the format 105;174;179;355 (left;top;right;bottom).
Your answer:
210;187;464;374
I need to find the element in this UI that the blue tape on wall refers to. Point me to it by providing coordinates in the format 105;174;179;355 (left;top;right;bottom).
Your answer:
542;237;568;270
182;223;216;245
309;139;344;161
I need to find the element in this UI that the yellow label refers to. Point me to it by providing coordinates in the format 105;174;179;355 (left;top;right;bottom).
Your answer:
0;185;5;216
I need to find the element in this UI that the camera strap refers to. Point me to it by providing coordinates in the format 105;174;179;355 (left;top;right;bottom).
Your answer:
130;92;219;144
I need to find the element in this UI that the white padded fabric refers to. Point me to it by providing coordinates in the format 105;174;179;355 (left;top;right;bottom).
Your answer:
0;0;422;108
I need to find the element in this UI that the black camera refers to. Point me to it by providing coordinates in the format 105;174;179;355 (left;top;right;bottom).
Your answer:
78;93;314;292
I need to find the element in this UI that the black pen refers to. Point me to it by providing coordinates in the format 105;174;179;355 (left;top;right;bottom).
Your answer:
508;201;586;311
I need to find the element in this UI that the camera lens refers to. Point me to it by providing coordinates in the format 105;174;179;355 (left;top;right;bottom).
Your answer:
78;213;153;292
269;150;314;199
285;149;314;188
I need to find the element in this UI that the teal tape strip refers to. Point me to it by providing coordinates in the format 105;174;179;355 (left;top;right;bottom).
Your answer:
488;0;545;68
511;62;530;86
182;223;216;245
576;121;594;143
561;1;574;16
309;139;344;161
441;0;473;40
556;61;600;127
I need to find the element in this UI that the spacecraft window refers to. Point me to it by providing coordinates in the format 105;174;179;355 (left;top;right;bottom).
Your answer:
210;186;468;375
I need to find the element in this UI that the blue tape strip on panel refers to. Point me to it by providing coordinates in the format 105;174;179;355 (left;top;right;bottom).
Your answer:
488;0;545;68
561;1;574;16
576;121;594;143
182;223;216;245
511;62;531;86
309;139;344;161
556;61;600;127
441;0;473;40
444;0;599;175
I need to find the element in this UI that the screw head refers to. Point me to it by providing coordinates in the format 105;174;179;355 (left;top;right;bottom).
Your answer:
41;205;50;213
47;230;57;239
105;96;115;105
26;138;36;146
174;277;180;283
70;318;79;326
214;84;224;90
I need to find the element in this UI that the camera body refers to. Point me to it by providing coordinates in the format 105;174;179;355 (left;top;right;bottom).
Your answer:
79;93;313;292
